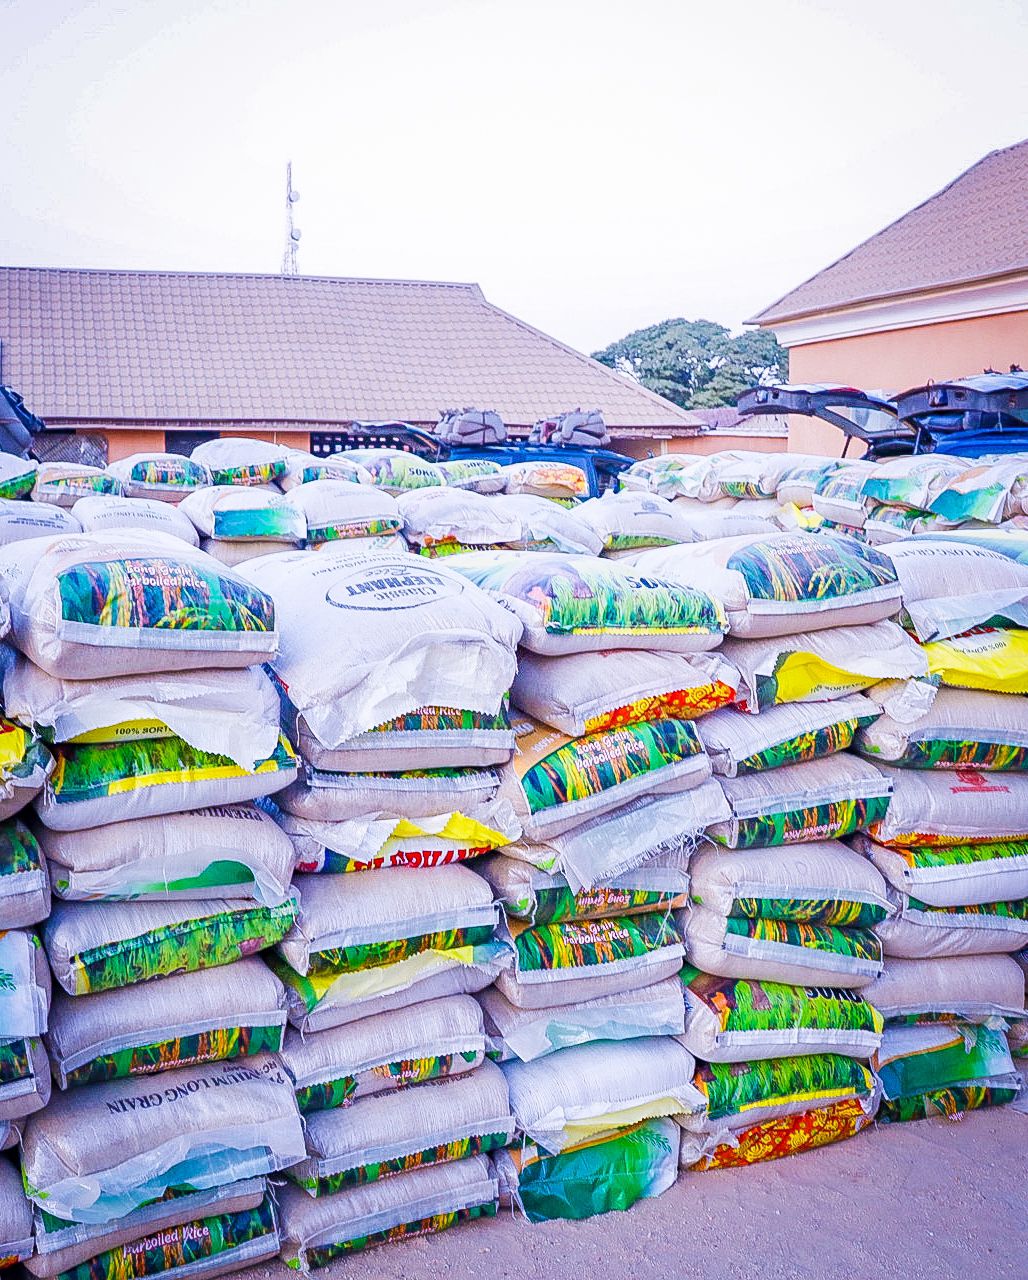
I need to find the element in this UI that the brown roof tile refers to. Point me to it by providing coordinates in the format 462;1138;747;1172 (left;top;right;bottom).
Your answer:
750;138;1028;325
0;267;701;431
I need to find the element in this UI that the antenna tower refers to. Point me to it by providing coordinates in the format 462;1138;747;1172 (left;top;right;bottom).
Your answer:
282;162;301;275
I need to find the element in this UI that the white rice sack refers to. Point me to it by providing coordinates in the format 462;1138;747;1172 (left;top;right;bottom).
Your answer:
26;1180;267;1279
876;891;1028;959
853;832;1028;908
479;977;684;1062
489;494;603;556
282;478;401;546
36;731;297;830
497;712;711;842
43;895;297;995
45;959;288;1089
723;620;929;712
511;648;737;738
0;532;279;678
5;658;281;768
278;764;500;824
20;1052;304;1223
72;495;200;545
438;457;506;492
632;531;903;639
0;1155;32;1267
278;1158;497;1269
32;462;124;507
190;437;290;486
861;454;973;512
495;911;684;1010
811;461;879;528
477;852;688;924
290;1062;512;1196
0;454;37;501
709;754;893;848
882;538;1028;642
105;453;212;501
619;455;698;498
448;550;726;654
291;703;515;772
180;485;306;546
855;685;1028;771
928;456;1028;525
280;994;485;1114
0;1032;50;1121
0;497;80;544
680;972;883;1063
42;803;296;905
276;799;520;874
0;817;50;929
279;451;371;490
397;487;522;555
698;695;881;776
0;718;51;821
502;1037;703;1153
277;864;497;977
861;953;1025;1021
504;780;731;891
347;449;444;495
573;491;698;552
0;928;50;1038
500;460;587;501
869;766;1028;847
240;547;520;749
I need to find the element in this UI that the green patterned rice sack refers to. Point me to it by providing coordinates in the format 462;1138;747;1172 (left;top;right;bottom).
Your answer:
698;695;880;776
43;895;297;995
0;533;279;678
277;1156;497;1270
877;1083;1019;1123
282;478;400;546
0;1155;32;1268
0;454;36;501
20;1054;304;1223
709;755;892;849
855;832;1028;908
0;1031;50;1122
494;1116;678;1222
45;959;287;1089
346;448;444;495
279;994;485;1115
855;686;1028;771
438;458;506;493
0;719;50;822
876;893;1028;959
873;1023;1017;1111
180;485;305;544
679;970;884;1062
0;817;50;928
495;913;684;1011
448;550;726;654
279;451;371;490
189;438;290;487
502;1037;703;1154
105;452;212;501
498;713;710;842
0;927;50;1037
287;1060;513;1196
32;463;124;508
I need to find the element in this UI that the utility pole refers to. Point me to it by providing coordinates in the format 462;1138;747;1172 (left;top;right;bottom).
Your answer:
282;162;301;275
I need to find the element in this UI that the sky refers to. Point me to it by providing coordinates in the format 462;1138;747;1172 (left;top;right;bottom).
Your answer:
2;0;1027;354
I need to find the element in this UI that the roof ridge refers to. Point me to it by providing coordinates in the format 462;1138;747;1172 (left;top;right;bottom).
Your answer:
0;264;483;291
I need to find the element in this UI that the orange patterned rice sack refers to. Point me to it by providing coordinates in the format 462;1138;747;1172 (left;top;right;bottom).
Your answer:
680;1096;873;1170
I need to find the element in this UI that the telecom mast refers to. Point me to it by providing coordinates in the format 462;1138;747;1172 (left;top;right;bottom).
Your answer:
282;162;301;275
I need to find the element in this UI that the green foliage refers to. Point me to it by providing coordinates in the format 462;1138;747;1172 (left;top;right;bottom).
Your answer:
592;318;788;409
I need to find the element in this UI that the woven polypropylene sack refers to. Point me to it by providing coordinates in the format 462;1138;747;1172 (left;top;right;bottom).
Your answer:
928;457;1028;525
861;953;1025;1021
189;438;290;486
72;496;200;545
43;895;296;995
32;463;124;507
679;1096;873;1169
868;766;1028;847
105;452;212;501
698;695;880;776
0;498;80;545
572;492;698;552
478;977;684;1062
679;970;883;1062
282;479;400;549
876;892;1028;959
180;486;306;545
0;532;279;678
0;1032;50;1121
278;1156;497;1270
810;461;878;528
289;1059;514;1196
487;494;603;556
0;455;37;501
279;452;371;491
398;488;522;555
501;1036;703;1153
20;1053;304;1222
438;458;506;492
346;449;444;495
855;686;1028;771
45;959;288;1090
511;648;736;738
447;550;726;654
631;532;902;639
0;928;50;1038
0;1155;32;1266
277;765;501;825
0;718;50;820
709;754;892;848
41;804;297;905
854;831;1028;907
280;994;485;1114
861;454;973;512
0;817;50;928
500;461;587;501
240;547;520;751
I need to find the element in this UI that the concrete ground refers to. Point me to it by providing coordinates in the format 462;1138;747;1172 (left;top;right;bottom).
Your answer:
248;1107;1026;1280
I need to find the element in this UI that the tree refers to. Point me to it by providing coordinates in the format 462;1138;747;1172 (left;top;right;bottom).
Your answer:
592;318;787;409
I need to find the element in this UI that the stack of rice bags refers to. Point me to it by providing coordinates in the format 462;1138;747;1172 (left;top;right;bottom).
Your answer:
629;530;916;1169
447;550;729;1218
0;530;302;1278
241;546;521;1268
850;530;1028;1121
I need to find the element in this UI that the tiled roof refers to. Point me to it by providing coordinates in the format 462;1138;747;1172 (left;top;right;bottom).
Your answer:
750;138;1028;325
0;267;701;431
